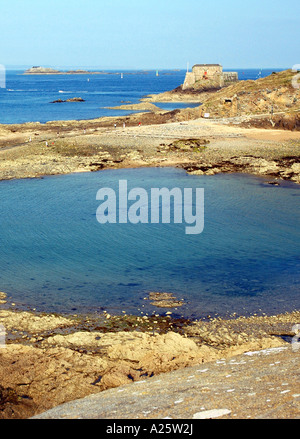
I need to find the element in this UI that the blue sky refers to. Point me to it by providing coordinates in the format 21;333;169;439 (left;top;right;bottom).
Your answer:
1;0;299;69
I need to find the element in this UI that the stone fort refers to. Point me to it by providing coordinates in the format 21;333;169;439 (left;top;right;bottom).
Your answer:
183;64;238;90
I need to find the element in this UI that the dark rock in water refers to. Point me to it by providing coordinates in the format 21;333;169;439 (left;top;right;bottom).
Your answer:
267;181;280;186
66;97;85;102
51;97;85;104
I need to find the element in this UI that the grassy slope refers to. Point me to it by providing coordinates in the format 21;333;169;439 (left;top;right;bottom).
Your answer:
200;69;300;117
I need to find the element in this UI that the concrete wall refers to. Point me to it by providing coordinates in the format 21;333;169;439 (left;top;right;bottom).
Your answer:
183;72;196;90
193;65;223;81
223;72;239;83
182;64;238;90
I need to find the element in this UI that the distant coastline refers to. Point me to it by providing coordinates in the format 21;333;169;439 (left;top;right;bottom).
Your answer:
24;67;121;75
23;66;155;75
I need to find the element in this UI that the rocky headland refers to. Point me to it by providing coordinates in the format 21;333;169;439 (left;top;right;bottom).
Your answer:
144;69;300;130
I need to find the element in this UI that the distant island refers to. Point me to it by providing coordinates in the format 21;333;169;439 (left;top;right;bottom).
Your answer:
24;67;110;75
23;66;154;75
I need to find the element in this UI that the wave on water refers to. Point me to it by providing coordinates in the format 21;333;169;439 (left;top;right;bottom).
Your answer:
58;90;89;94
7;89;39;92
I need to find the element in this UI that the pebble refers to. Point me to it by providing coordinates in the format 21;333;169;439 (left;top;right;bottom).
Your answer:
174;399;184;404
193;409;231;419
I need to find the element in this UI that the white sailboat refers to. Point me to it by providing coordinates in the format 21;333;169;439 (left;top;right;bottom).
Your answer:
121;73;123;79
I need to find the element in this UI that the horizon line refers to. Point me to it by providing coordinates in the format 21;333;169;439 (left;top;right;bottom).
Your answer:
3;65;290;71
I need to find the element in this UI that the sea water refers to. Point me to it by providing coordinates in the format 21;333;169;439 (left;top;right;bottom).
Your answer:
0;68;283;124
0;168;299;318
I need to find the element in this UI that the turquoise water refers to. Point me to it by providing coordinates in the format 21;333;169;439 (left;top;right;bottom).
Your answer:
0;168;299;318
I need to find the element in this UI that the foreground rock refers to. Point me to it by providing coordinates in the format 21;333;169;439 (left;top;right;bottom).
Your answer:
33;345;299;420
0;307;298;419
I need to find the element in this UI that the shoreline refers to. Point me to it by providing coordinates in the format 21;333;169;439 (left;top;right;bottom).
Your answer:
1;68;298;184
0;112;300;185
0;289;299;419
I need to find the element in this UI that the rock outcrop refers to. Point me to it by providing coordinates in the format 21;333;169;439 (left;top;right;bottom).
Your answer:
51;97;85;103
106;102;161;112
